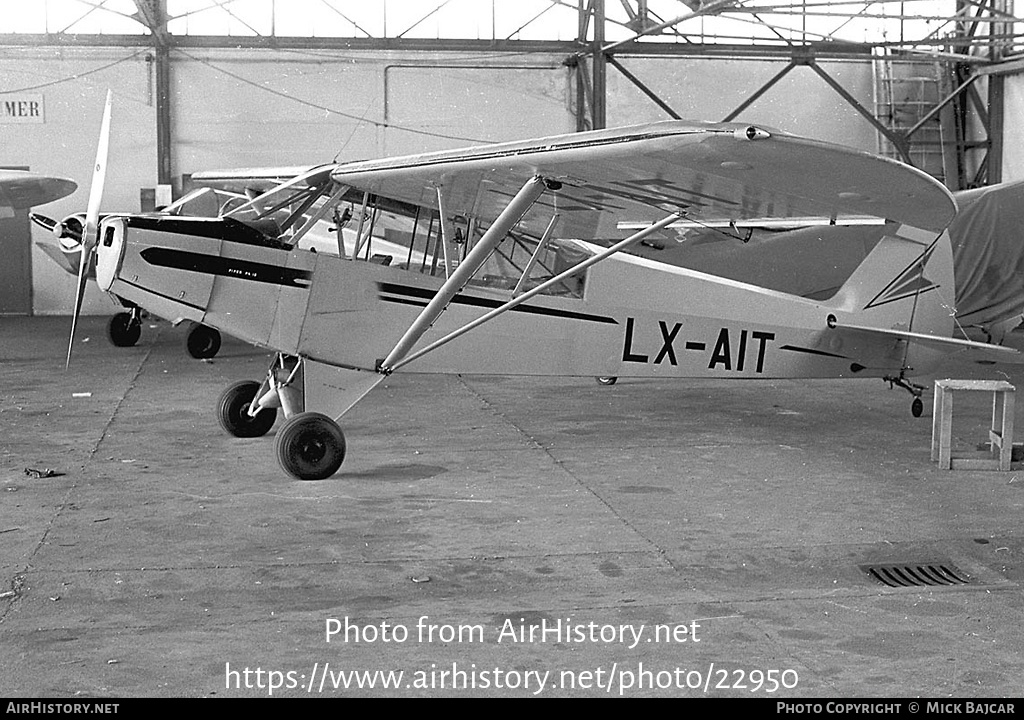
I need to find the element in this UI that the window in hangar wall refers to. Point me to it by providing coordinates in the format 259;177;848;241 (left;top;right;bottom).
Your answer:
0;0;1017;54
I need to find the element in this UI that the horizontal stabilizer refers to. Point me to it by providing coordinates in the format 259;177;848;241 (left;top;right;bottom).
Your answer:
832;319;1024;364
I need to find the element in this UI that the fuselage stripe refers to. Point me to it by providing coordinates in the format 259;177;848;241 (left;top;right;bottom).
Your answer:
377;282;618;325
140;247;312;288
778;345;848;359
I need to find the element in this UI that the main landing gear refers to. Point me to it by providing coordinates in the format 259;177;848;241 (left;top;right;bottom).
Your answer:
275;412;347;481
217;380;278;438
106;309;222;360
185;323;222;359
885;373;927;417
216;354;347;480
107;309;142;347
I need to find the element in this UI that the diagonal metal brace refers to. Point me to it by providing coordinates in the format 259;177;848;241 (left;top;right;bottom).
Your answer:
386;210;684;374
379;175;548;372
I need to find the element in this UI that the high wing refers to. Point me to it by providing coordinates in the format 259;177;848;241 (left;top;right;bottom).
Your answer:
329;120;957;239
190;165;328;196
0;169;77;216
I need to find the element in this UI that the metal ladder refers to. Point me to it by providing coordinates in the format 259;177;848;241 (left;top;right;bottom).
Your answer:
872;49;949;183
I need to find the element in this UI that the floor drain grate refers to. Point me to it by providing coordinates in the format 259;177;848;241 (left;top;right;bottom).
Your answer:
861;563;970;588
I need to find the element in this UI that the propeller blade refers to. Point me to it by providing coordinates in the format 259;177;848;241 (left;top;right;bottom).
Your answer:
83;89;113;253
67;89;113;370
29;213;58;233
66;247;91;369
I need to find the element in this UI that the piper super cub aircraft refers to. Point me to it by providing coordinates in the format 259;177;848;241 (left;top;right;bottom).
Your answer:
66;93;1024;480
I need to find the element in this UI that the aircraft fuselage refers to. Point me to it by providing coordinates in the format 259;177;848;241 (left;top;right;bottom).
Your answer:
95;214;951;393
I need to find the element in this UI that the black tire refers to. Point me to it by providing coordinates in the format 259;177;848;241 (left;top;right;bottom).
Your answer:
596;376;618;386
275;412;346;480
217;380;277;438
186;324;222;359
911;397;924;418
107;312;141;347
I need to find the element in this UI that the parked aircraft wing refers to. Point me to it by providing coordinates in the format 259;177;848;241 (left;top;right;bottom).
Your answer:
0;170;77;216
190;165;330;195
329;120;957;240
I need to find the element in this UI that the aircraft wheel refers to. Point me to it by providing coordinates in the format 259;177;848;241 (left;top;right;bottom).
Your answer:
107;312;141;347
911;397;924;418
217;380;277;438
275;412;346;481
596;376;618;386
186;324;222;359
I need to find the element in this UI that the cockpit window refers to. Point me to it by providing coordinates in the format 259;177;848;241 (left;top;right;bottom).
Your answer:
165;181;589;298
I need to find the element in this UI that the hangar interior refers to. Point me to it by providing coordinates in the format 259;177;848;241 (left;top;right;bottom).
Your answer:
1;0;1022;315
7;2;1024;700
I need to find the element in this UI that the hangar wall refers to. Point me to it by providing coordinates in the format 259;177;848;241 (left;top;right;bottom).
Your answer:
0;45;932;315
1;48;154;316
1002;72;1024;181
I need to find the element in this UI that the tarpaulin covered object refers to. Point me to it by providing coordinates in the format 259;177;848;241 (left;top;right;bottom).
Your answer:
627;179;1024;343
947;180;1024;339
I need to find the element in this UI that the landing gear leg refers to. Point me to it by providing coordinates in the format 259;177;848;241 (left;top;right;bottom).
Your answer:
885;373;927;417
217;354;302;437
216;355;348;479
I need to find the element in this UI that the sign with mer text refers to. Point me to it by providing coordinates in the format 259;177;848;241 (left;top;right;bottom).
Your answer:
1;94;44;123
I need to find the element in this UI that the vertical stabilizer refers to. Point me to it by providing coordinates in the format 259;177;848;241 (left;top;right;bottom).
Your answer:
827;225;957;373
828;226;955;336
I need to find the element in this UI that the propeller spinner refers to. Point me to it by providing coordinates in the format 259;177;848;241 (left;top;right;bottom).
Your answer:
31;212;84;246
67;89;113;369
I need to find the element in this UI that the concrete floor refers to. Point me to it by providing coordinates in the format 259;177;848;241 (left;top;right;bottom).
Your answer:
2;315;1024;698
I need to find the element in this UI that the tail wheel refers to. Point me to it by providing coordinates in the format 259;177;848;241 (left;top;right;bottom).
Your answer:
911;397;924;417
217;380;277;438
186;324;222;359
275;412;346;480
107;312;141;347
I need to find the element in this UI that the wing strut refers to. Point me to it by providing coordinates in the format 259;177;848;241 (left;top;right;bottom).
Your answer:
222;164;335;220
383;209;684;374
380;175;549;372
512;212;560;297
436;185;461;278
350;191;370;259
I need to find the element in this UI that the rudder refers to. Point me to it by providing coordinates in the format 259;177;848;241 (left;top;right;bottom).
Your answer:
827;225;955;340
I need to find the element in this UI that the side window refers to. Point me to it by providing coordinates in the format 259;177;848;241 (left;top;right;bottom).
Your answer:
327;192;588;299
